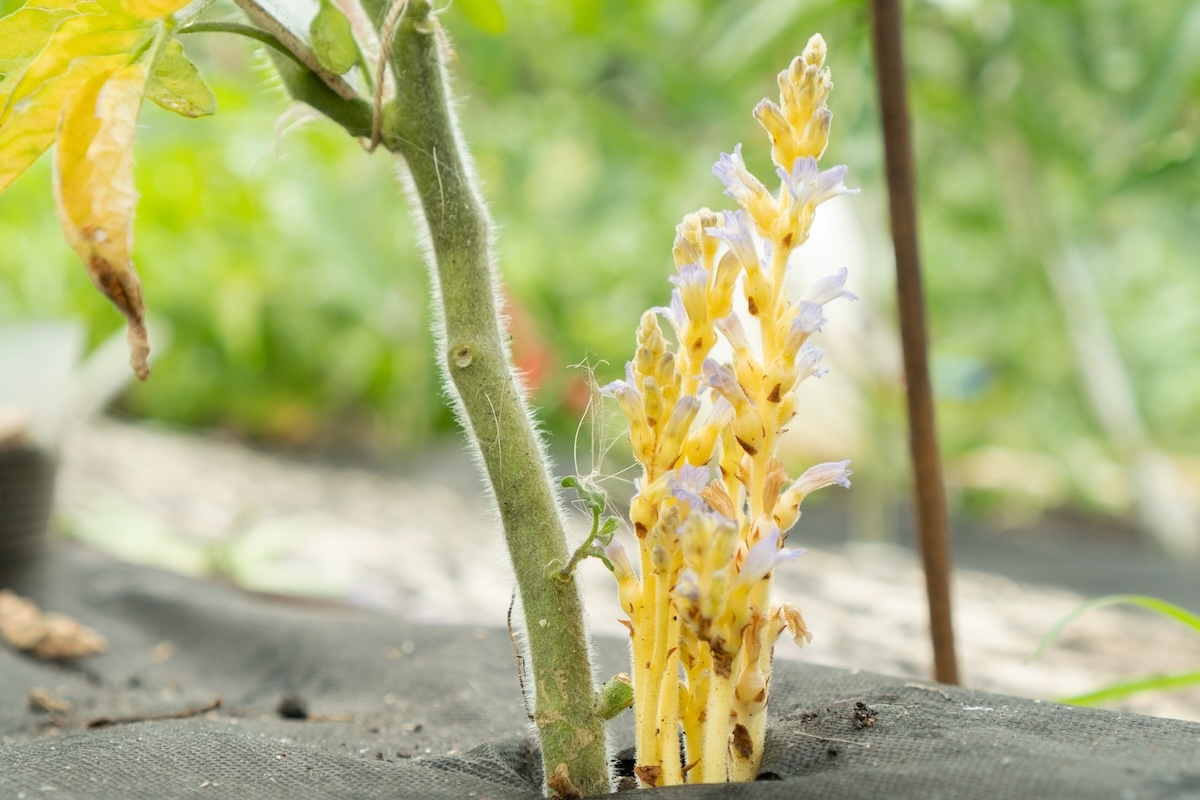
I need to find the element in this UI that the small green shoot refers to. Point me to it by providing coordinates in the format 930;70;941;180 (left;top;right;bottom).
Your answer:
559;475;620;577
1033;593;1200;706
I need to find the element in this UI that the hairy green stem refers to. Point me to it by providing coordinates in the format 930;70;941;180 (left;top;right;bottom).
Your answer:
366;1;611;794
177;20;299;62
264;48;373;137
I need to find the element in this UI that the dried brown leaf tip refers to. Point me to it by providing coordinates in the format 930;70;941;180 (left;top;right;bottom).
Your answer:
633;764;663;787
0;590;107;660
547;763;583;799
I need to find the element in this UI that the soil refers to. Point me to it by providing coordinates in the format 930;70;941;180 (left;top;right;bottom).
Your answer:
50;418;1200;723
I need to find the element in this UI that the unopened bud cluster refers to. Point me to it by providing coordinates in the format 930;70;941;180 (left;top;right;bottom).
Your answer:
602;35;856;786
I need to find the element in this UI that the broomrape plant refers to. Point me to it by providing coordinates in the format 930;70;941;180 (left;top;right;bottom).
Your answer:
600;34;856;786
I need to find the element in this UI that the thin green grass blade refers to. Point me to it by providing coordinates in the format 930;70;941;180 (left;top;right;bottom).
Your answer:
1032;594;1200;661
1058;671;1200;707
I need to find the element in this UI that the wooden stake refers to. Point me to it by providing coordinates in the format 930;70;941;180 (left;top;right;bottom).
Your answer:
869;0;959;685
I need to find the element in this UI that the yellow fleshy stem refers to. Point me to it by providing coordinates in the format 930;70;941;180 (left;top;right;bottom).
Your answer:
633;546;662;779
729;626;775;781
698;659;737;782
681;643;709;779
656;635;684;785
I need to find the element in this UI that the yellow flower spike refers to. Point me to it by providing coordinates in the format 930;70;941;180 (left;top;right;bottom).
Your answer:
608;41;854;786
635;310;666;381
754;34;833;170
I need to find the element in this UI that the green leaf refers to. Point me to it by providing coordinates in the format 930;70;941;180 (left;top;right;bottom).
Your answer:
1058;671;1200;707
146;37;214;117
455;0;505;35
1032;594;1200;662
309;0;356;76
118;0;192;20
0;1;97;109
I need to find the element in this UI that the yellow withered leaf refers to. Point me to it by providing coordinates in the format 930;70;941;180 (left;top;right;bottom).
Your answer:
146;38;215;117
0;11;149;191
53;63;152;379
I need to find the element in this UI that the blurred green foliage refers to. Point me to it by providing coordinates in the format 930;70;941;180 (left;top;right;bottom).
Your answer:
1;0;1198;514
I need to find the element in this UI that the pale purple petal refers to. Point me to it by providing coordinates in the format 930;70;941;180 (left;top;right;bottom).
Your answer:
713;144;771;209
652;291;688;333
705;209;758;269
740;527;806;584
776;156;821;198
710;395;736;425
604;540;638;582
784;302;827;357
600;364;643;418
701;358;746;403
790;460;853;497
778;157;856;208
670;464;712;508
813;164;855;206
796;342;827;381
715;314;752;354
599;379;637;401
793;301;827;334
802;267;858;305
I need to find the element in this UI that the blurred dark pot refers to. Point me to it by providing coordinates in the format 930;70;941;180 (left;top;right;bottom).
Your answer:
0;445;56;592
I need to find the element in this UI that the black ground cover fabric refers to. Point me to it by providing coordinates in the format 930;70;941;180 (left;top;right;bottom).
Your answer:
2;544;1199;799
